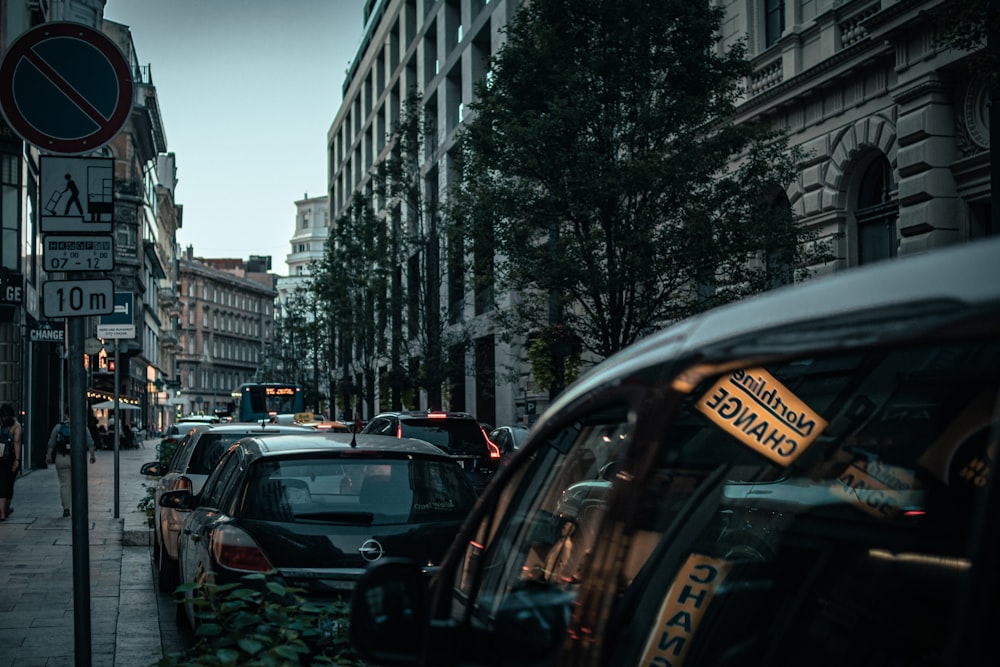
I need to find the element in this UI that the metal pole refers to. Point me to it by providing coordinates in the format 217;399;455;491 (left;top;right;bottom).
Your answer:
113;338;120;519
68;316;92;667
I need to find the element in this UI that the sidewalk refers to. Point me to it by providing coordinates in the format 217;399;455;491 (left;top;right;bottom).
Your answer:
0;438;181;667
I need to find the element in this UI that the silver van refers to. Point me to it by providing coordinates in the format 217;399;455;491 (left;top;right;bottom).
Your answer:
351;238;1000;667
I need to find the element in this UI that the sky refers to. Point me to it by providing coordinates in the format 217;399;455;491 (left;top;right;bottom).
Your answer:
102;0;368;276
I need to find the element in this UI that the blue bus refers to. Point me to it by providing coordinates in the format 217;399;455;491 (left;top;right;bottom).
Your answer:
235;382;305;423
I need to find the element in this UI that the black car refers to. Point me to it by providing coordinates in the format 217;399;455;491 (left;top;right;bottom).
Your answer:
161;432;478;629
350;238;1000;667
139;422;315;592
362;410;500;490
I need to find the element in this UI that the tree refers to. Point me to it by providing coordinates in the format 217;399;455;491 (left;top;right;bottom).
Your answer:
314;194;389;420
372;92;469;410
453;0;830;397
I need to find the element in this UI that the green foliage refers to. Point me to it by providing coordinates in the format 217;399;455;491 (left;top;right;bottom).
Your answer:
453;0;833;366
156;573;363;667
527;325;583;392
137;483;156;527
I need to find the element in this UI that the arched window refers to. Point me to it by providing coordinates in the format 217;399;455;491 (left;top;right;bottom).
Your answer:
855;155;897;265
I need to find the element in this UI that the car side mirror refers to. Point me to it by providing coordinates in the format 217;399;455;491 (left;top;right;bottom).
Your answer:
140;461;162;477
350;559;428;665
159;488;194;511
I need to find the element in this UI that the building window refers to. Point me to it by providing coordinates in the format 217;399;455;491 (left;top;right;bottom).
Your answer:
855;154;897;265
764;0;784;48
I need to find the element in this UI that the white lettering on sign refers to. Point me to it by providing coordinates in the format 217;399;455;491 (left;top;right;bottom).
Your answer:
639;553;731;667
695;368;828;466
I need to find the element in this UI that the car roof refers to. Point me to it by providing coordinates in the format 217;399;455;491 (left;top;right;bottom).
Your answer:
551;238;1000;416
198;423;315;434
240;432;455;458
375;410;478;420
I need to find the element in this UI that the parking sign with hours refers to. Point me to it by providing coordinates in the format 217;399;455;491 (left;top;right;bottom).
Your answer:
44;235;114;271
42;279;114;318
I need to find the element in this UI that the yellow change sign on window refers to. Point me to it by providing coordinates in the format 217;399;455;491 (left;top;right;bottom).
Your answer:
695;367;828;466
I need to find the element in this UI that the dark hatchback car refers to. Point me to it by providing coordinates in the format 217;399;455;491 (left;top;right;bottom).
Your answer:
350;238;1000;667
161;432;478;628
362;410;500;490
140;422;315;592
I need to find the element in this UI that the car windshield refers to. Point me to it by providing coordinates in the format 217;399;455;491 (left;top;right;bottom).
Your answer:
399;419;485;453
241;457;477;526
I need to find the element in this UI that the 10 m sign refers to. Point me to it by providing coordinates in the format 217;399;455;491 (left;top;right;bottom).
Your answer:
42;279;114;318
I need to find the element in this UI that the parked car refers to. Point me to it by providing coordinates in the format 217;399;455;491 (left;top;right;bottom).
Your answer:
350;238;1000;667
362;410;501;490
488;424;530;466
161;432;478;629
158;414;220;450
139;422;314;592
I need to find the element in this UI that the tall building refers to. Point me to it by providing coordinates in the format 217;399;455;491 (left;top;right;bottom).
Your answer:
0;0;178;468
328;0;521;428
275;194;330;413
328;0;990;427
176;248;277;417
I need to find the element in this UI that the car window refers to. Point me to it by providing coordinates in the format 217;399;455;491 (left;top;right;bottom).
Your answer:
605;339;1000;666
241;457;477;525
200;447;244;510
399;419;487;453
167;431;196;472
365;417;393;435
187;433;248;475
448;406;629;640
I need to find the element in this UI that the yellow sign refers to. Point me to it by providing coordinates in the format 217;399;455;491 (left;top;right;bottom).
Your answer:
695;367;828;466
638;553;731;667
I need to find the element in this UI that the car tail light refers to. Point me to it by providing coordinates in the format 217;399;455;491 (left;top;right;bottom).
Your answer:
173;476;193;493
209;525;273;573
483;430;501;460
427;411;447;419
396;422;403;439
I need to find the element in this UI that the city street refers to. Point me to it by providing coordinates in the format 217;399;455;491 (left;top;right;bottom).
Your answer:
0;438;191;666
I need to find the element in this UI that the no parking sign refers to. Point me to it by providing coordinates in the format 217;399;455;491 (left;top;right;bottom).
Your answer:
0;22;134;154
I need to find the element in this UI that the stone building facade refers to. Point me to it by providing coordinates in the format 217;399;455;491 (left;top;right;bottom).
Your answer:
176;249;277;417
327;0;992;428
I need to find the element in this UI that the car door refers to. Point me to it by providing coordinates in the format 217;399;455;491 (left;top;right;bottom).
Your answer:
178;446;246;592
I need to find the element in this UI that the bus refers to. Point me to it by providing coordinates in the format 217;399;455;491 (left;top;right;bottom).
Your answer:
235;382;305;423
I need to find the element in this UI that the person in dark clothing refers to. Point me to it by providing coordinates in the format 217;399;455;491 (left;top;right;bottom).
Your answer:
0;404;23;520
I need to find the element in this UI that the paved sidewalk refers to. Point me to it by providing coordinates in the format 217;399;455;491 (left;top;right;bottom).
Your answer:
0;438;175;667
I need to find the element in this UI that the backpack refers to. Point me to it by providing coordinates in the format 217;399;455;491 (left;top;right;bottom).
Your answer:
55;422;71;454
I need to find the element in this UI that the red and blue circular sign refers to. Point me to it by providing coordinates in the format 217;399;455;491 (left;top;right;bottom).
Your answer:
0;22;134;155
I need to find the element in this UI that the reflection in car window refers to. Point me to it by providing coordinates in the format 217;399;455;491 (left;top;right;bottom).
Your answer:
455;410;630;631
605;339;999;667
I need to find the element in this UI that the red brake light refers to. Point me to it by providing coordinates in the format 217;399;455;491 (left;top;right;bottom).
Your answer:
427;411;447;419
210;525;273;572
396;421;402;438
484;429;501;460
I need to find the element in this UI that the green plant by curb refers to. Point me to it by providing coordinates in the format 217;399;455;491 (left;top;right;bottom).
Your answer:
156;573;363;666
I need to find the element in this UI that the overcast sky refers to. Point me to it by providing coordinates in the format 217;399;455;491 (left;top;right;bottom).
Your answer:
102;0;367;275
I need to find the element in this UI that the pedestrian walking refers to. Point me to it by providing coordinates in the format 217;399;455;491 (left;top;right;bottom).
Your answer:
0;404;23;520
45;412;95;517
